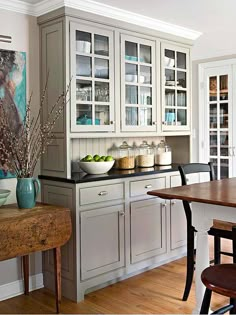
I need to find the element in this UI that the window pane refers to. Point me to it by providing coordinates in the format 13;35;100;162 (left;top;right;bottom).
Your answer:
177;109;187;126
165;109;176;125
220;131;229;156
210;131;217;156
76;31;91;53
76;55;92;77
177;52;186;69
140;87;152;105
177;91;186;107
140;66;152;84
140;108;152;126
94;34;109;56
125;63;138;83
177;71;186;88
220;103;228;128
126;85;138;104
95;82;109;102
165;89;175;107
220;159;229;179
126;107;138;125
210;158;218;179
209;76;217;101
209;104;217;129
95;105;110;125
140;44;151;63
220;75;228;100
165;69;175;86
76;104;92;125
95;58;109;79
164;49;175;67
76;80;92;101
125;41;138;61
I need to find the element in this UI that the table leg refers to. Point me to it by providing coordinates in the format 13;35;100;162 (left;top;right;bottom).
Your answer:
193;230;210;314
53;247;61;314
22;255;29;295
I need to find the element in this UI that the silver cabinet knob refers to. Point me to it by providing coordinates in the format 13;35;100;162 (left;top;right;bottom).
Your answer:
145;184;152;189
120;211;125;216
162;203;167;208
171;201;176;205
98;191;108;196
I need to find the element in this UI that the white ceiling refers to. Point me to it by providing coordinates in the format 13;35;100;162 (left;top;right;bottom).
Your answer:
10;0;236;60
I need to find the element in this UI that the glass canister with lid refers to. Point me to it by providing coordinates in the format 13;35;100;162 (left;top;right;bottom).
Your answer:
155;140;172;165
136;141;154;168
114;141;135;169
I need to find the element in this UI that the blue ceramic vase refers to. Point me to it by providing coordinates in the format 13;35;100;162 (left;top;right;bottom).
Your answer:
16;178;40;209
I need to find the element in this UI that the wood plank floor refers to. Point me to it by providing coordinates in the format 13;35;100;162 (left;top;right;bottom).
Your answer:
0;237;232;314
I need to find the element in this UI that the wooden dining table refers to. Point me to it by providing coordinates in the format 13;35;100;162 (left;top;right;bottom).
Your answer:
148;177;236;314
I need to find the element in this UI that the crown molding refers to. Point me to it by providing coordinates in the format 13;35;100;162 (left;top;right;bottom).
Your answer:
0;0;202;41
0;0;34;15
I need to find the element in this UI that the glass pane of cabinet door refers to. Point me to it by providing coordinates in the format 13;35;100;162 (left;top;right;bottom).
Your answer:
70;22;114;132
121;34;156;132
207;70;232;179
161;44;190;131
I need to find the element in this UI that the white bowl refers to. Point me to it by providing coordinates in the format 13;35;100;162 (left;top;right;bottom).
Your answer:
0;189;11;207
79;160;115;175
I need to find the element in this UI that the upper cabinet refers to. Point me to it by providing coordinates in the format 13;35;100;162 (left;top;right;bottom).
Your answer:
120;34;157;132
161;43;190;131
70;22;115;132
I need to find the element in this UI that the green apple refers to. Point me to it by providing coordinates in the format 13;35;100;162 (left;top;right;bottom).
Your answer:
98;158;105;162
89;159;95;162
84;155;93;162
105;155;114;161
93;154;100;161
101;156;106;160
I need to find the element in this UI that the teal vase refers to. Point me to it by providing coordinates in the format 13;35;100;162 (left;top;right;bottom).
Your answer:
16;178;40;209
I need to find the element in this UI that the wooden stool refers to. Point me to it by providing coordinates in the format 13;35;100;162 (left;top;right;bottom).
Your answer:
200;264;236;314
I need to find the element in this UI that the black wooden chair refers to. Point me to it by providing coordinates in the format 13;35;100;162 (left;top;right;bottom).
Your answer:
178;162;235;301
200;227;236;314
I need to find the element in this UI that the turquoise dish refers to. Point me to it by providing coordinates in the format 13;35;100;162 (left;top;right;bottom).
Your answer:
0;189;11;207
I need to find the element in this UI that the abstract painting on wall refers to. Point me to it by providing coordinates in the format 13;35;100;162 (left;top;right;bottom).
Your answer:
0;49;26;179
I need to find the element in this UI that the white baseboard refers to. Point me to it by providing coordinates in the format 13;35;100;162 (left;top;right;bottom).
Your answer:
0;273;44;301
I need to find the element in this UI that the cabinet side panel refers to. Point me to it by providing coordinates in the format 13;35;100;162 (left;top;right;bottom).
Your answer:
41;20;67;177
42;183;76;301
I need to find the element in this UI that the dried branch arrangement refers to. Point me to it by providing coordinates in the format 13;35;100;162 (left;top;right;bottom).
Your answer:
0;80;70;178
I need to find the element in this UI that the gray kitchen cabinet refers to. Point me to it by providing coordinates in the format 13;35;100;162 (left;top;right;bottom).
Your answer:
40;171;188;303
80;204;125;280
130;198;166;263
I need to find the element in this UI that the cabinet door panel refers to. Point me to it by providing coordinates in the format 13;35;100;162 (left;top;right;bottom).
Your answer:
161;43;190;131
70;22;114;133
170;200;187;249
130;198;166;263
81;204;125;280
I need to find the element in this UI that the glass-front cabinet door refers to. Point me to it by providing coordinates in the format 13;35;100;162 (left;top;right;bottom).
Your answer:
70;22;114;132
120;34;156;132
205;66;233;179
161;44;190;131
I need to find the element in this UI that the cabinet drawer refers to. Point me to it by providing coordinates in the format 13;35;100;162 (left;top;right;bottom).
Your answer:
170;173;201;187
130;177;166;197
80;183;124;206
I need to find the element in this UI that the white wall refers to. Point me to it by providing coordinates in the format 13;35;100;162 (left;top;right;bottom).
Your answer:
0;9;42;287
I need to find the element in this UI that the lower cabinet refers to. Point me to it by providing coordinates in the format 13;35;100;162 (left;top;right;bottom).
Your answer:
80;204;125;280
170;200;187;250
130;198;166;263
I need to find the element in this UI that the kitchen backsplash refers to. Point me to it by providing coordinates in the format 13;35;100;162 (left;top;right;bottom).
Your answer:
71;136;164;172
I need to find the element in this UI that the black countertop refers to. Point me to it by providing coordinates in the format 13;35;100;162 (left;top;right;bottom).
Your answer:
39;164;180;184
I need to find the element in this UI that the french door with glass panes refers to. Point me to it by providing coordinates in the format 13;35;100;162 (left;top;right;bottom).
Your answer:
70;22;114;132
120;34;156;132
201;65;233;179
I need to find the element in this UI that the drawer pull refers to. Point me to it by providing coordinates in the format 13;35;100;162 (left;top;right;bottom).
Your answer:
98;191;108;196
171;201;176;205
145;184;152;189
120;211;125;216
162;203;167;208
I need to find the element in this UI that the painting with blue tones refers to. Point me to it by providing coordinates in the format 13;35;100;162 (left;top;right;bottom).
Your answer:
0;49;26;179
